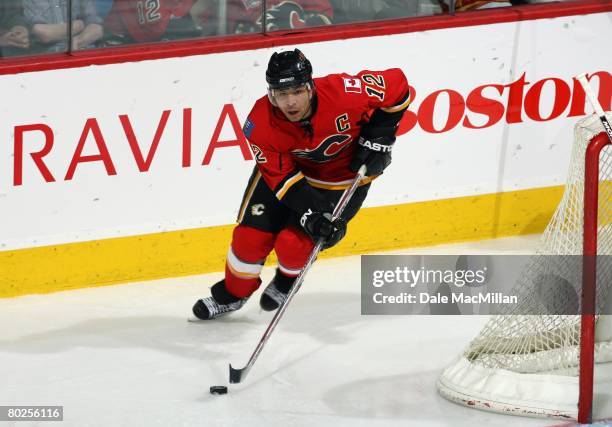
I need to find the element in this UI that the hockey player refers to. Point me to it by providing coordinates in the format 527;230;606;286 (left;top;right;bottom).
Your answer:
190;48;411;320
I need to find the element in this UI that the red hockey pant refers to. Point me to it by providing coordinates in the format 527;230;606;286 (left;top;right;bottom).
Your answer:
224;224;315;298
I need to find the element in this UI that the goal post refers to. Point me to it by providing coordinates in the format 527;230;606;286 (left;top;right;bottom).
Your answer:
579;126;612;422
576;73;610;424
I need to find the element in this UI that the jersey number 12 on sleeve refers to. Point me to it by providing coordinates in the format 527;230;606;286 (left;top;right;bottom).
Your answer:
361;74;386;102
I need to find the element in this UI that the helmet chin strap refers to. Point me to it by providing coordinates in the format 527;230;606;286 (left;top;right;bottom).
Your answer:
298;88;314;122
305;83;316;116
302;101;313;120
297;85;314;121
267;89;278;107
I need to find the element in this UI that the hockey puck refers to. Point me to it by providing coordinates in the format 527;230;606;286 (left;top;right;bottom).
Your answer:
210;385;228;395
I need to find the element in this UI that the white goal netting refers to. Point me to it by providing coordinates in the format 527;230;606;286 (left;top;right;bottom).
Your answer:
437;112;612;419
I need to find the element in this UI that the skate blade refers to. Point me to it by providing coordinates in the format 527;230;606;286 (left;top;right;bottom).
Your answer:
187;314;206;322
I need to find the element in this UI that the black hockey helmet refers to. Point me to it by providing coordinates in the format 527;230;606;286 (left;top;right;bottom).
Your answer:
266;49;313;90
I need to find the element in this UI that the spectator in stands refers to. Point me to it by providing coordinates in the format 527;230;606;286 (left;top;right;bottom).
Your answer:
103;0;200;45
330;0;389;24
193;0;333;36
24;0;103;53
332;0;451;22
0;3;29;55
96;0;114;18
437;0;512;12
0;1;30;57
331;0;526;23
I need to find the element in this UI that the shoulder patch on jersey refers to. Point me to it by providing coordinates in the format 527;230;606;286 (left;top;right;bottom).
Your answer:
243;118;256;138
343;77;362;93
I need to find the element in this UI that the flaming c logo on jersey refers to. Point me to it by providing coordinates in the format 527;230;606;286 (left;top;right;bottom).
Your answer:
289;10;306;28
292;134;352;163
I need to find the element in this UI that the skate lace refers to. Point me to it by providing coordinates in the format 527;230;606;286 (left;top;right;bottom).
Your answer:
201;297;246;318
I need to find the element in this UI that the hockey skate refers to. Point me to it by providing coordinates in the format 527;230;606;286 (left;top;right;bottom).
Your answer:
259;269;297;312
189;280;248;321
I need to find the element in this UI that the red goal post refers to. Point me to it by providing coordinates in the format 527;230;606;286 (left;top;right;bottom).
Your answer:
578;71;612;423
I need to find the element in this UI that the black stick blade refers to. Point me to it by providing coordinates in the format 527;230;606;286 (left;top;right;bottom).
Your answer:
229;364;244;384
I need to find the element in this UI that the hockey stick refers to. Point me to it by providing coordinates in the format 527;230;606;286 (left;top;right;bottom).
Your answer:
229;164;367;384
576;73;612;142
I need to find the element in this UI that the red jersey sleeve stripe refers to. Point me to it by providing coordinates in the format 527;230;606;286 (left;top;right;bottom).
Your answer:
381;90;412;113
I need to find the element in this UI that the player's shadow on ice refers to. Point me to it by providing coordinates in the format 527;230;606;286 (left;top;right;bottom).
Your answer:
265;290;363;343
0;291;364;359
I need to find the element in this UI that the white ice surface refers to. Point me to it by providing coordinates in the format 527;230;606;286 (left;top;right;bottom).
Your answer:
1;234;611;427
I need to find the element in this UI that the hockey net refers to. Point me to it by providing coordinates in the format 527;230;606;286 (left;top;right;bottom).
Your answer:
437;112;612;420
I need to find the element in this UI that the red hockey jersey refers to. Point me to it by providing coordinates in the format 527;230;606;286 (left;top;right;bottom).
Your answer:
105;0;194;43
196;0;332;34
242;68;411;201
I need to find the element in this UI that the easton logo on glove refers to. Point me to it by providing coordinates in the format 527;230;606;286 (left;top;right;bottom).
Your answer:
358;137;393;153
350;134;395;176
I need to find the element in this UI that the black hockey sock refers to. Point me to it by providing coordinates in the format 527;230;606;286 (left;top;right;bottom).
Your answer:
211;280;242;304
272;269;297;294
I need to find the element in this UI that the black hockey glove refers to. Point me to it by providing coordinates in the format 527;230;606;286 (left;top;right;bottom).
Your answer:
281;177;347;249
349;134;395;177
300;210;347;250
350;93;410;177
